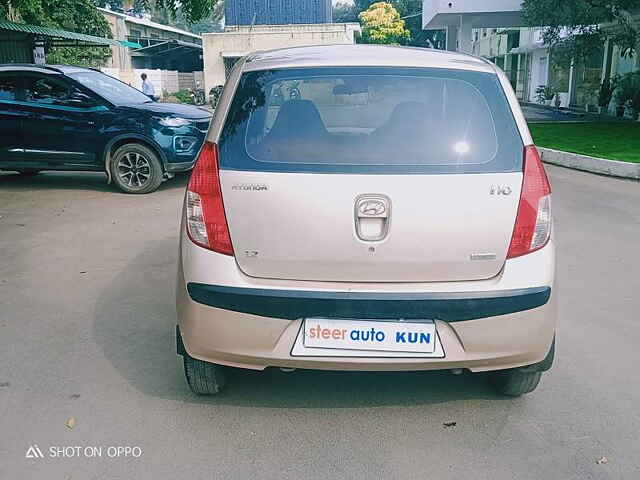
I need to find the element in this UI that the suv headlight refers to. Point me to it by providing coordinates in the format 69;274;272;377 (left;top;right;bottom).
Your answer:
159;116;191;127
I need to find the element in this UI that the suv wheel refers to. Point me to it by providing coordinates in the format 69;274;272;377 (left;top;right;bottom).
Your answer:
489;369;542;397
111;143;163;194
183;354;227;395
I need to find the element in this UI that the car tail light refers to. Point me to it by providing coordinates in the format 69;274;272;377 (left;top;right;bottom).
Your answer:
507;145;552;259
186;141;234;255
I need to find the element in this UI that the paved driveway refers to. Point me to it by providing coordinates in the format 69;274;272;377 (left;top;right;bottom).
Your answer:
1;167;639;479
521;104;587;123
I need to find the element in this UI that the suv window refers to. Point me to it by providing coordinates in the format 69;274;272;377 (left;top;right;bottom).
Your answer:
67;71;151;105
220;67;523;175
24;75;98;108
0;74;19;101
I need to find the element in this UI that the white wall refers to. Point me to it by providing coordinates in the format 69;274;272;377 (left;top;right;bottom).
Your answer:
100;68;204;97
202;23;360;94
528;49;550;103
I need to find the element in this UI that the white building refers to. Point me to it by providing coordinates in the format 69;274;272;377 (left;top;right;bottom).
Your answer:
422;0;523;53
423;0;640;111
471;27;564;105
100;7;204;72
202;23;360;94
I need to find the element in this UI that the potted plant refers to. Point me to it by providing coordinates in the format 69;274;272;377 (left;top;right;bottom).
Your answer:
632;89;640;121
615;73;639;117
535;85;555;106
580;80;601;112
598;76;618;115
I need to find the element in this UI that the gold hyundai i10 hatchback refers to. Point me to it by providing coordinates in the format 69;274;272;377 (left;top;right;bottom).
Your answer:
176;45;556;397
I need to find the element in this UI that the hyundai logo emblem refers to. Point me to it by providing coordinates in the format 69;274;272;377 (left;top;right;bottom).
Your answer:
358;200;386;217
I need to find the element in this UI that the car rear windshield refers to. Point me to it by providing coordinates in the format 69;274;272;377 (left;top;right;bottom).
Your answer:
219;67;523;174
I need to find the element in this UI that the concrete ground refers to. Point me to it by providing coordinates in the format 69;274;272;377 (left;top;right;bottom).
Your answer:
1;167;639;479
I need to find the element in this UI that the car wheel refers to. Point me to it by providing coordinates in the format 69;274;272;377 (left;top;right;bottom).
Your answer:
110;143;163;194
489;369;542;397
183;354;227;395
17;169;41;176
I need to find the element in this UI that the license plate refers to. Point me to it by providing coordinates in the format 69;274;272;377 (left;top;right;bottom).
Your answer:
303;318;437;354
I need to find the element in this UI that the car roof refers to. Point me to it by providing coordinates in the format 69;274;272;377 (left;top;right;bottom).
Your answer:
0;64;97;75
243;44;496;74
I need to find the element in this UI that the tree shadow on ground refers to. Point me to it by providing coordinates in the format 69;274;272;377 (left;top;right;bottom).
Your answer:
0;171;188;193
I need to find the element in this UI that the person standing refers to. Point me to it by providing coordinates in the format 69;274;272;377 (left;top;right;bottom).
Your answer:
141;73;155;100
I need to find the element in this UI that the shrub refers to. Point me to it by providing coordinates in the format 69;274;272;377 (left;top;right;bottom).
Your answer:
632;90;640;118
614;72;640;107
173;90;195;104
535;85;555;104
598;76;618;108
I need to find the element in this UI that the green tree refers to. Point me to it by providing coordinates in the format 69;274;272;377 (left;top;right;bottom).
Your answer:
358;2;410;45
152;1;224;34
333;1;358;23
522;0;640;61
398;2;446;49
334;0;446;49
1;0;113;66
150;0;219;24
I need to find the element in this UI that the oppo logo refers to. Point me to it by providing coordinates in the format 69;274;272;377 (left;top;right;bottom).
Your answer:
490;184;512;196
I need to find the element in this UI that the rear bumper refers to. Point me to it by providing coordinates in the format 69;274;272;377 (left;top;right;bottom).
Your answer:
177;280;557;373
187;283;551;322
178;233;557;372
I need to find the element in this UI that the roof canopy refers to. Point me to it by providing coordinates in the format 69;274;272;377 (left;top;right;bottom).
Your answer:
422;0;524;29
0;20;141;48
131;38;202;57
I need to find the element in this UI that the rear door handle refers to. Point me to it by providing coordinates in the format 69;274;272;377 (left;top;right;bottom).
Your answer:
354;194;391;242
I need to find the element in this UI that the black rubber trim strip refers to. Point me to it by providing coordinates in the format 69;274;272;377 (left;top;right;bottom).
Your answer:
186;284;551;322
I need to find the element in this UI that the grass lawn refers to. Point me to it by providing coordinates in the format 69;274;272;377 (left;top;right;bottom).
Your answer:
528;122;640;163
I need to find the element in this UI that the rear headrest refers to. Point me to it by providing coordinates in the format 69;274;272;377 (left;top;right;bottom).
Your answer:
268;100;327;139
387;101;428;126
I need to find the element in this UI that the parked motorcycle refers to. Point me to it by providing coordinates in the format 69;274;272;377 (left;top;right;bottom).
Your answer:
209;85;224;110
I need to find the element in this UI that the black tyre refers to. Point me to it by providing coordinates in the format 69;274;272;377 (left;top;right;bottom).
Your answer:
489;369;542;397
16;169;41;176
110;143;163;194
183;354;227;395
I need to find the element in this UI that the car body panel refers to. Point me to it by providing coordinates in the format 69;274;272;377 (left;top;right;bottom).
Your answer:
221;170;523;282
19;101;104;165
0;103;27;161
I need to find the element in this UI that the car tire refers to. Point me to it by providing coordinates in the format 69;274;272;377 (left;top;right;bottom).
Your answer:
16;169;41;176
183;354;227;395
489;369;542;397
110;143;163;194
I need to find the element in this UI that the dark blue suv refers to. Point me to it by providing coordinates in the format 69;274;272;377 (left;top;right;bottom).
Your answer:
0;65;212;193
